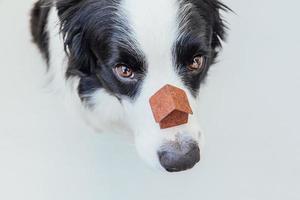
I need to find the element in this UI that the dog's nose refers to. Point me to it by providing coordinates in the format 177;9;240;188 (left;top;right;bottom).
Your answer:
158;139;200;172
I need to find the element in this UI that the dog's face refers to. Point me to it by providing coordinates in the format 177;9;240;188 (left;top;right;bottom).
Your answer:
57;0;228;172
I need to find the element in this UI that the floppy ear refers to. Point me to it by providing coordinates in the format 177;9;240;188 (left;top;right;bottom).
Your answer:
30;0;51;63
56;0;82;17
210;1;230;49
191;0;230;52
55;0;97;77
56;0;114;78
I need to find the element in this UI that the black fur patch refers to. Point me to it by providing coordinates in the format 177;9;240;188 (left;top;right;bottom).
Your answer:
30;0;51;64
31;0;230;104
174;0;230;96
78;75;102;104
56;0;147;102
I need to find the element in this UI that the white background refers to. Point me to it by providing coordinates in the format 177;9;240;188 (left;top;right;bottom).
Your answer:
0;0;300;199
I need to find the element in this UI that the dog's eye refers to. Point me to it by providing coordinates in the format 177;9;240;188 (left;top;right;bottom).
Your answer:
188;56;205;71
114;64;134;79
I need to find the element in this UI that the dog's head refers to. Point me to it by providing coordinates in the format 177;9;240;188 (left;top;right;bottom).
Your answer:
57;0;229;172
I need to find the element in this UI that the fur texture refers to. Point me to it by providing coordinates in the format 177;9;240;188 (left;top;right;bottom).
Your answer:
31;0;229;172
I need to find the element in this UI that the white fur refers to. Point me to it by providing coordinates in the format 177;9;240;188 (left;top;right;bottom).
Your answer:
120;0;203;169
46;0;203;171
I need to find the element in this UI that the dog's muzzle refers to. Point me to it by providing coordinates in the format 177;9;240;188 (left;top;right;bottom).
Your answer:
149;85;200;172
158;137;200;172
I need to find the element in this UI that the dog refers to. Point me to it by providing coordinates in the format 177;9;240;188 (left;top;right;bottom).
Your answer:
30;0;229;172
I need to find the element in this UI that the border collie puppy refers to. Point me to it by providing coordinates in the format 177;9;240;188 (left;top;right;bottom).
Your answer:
30;0;229;172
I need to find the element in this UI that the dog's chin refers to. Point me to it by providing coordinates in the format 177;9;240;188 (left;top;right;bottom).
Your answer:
134;133;165;171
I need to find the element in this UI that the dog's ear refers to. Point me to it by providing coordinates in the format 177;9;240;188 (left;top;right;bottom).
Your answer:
56;0;97;77
190;0;230;51
56;0;111;78
56;0;82;16
210;1;230;49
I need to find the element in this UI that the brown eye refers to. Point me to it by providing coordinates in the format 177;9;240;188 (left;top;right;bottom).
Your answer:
114;64;134;79
188;56;205;71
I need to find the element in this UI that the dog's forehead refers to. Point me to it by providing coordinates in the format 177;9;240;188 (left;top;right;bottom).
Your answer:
120;0;180;66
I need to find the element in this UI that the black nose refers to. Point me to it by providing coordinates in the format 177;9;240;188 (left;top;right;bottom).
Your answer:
158;140;200;172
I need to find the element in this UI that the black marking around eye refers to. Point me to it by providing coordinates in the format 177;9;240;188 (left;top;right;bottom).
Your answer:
56;0;147;105
174;0;229;96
